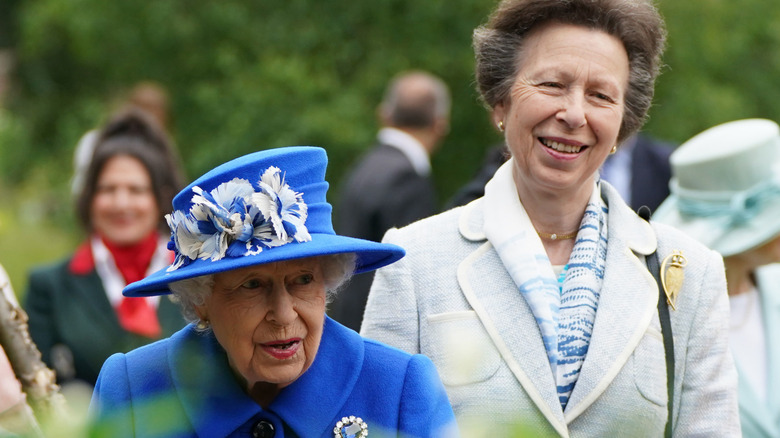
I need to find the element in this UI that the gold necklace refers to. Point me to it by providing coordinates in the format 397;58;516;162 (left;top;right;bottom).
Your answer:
536;230;577;240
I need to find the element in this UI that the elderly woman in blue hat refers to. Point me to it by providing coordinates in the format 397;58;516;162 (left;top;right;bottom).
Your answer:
88;146;457;437
654;118;780;438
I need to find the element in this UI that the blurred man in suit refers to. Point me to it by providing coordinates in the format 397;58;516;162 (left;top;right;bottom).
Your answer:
331;70;451;331
599;133;675;213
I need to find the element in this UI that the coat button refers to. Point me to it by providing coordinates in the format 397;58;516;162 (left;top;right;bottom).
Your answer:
252;420;275;438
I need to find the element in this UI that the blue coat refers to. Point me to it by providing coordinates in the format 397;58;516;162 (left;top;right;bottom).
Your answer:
90;317;457;437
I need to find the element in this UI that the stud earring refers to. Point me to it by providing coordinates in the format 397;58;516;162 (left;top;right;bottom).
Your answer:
498;120;505;132
610;145;618;154
196;319;210;330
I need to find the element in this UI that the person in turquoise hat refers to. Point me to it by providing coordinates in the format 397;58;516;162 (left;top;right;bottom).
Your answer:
654;118;780;438
88;146;458;437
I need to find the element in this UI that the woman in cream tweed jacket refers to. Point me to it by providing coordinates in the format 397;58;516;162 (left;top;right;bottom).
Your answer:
361;0;739;435
362;176;738;436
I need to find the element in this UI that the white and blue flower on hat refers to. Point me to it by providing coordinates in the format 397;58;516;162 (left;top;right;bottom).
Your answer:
123;146;404;298
166;166;311;271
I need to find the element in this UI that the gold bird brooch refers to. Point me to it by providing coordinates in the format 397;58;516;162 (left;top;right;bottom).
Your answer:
660;250;687;311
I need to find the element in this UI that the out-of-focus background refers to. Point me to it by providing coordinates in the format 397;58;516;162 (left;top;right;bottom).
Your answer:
0;0;778;297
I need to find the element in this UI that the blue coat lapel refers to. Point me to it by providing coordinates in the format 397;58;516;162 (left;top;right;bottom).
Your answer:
169;326;262;437
272;317;364;435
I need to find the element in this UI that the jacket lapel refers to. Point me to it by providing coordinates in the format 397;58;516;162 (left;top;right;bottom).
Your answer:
68;242;124;332
457;183;662;431
733;359;774;434
169;325;263;437
457;200;568;437
67;267;123;332
764;279;780;426
273;317;364;436
563;184;658;422
755;267;780;431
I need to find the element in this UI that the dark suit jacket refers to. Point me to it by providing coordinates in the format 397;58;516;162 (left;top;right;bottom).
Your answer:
24;253;186;386
445;144;508;209
90;318;456;437
628;134;674;213
330;143;437;331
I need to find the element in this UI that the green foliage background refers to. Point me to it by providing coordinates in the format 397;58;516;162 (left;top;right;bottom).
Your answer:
2;0;780;295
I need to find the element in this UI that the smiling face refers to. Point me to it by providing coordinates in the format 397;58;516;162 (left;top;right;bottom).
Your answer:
197;258;326;405
492;22;629;201
90;155;160;246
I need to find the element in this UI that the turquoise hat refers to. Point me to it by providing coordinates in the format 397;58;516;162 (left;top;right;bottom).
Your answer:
124;146;405;297
653;119;780;257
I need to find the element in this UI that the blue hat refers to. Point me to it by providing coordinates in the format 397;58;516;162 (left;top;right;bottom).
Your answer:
653;119;780;257
124;146;405;297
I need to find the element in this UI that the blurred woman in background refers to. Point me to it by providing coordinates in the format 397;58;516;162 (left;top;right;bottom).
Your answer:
24;109;187;387
654;118;780;438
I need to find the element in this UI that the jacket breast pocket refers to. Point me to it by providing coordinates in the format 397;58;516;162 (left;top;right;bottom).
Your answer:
424;310;500;386
632;325;668;407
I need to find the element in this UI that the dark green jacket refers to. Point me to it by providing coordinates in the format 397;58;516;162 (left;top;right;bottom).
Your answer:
24;247;186;386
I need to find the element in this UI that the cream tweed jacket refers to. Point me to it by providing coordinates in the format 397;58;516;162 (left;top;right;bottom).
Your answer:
361;182;739;437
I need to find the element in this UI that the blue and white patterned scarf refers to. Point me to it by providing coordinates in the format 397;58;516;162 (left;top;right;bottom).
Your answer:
484;160;608;411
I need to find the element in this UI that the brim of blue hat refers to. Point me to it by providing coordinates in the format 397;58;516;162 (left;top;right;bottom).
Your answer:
653;195;780;257
123;234;405;297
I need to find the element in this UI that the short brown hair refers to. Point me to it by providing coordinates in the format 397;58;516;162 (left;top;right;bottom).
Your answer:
473;0;666;143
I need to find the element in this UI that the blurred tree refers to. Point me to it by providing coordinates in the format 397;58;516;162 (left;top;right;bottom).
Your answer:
5;0;780;296
4;0;499;206
0;0;20;49
649;0;780;140
6;0;780;201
